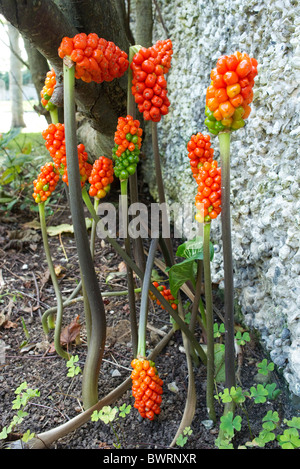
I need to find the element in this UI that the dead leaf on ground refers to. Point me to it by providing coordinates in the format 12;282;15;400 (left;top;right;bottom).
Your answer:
48;315;81;353
118;261;127;273
2;319;18;330
54;264;66;278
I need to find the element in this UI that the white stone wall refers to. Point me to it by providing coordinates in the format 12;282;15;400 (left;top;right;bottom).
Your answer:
143;0;300;398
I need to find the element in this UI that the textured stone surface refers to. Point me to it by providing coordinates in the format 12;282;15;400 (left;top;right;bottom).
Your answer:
143;0;300;398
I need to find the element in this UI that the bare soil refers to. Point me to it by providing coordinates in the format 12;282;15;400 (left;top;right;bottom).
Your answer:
0;186;296;452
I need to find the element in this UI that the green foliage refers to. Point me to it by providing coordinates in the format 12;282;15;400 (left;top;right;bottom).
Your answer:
0;381;39;444
214;322;225;338
235;330;250;346
92;405;118;424
257;358;274;375
277;417;300;449
166;236;214;298
66;355;82;378
176;426;193;447
214;360;299;449
0;130;58;215
12;382;40;409
253;411;279;447
91;404;132;449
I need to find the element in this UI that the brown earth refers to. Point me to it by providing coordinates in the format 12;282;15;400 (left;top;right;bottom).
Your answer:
0;187;296;452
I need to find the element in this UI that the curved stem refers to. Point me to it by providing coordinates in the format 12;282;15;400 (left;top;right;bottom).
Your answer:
203;221;216;423
27;327;175;449
63;59;106;409
137;237;159;358
219;131;236;392
39;202;69;360
42;288;142;321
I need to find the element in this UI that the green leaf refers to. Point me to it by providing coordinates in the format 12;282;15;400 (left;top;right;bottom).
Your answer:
257;359;274;375
214;343;225;383
265;383;281;400
0;167;17;184
254;429;276;447
0;426;9;440
22;429;35;443
167;235;215;299
119;404;131;418
220;412;241;439
277;428;300;449
167;256;198;298
235;331;250;345
0;128;21;148
15;382;28;395
91;410;100;422
176;235;214;261
176;434;188;447
97;406;118;424
250;384;269;403
285;416;300;430
214;322;225;338
262;410;279;425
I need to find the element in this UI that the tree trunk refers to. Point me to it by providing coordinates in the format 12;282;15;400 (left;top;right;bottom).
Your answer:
23;39;54;123
135;0;153;47
8;23;26;128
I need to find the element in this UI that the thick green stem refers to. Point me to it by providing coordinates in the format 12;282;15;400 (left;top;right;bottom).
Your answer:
90;197;100;260
42;288;142;320
219;131;236;392
39;202;69;360
63;59;106;409
137;237;159;358
50;107;58;125
120;178;138;356
203;222;216;423
190;259;206;332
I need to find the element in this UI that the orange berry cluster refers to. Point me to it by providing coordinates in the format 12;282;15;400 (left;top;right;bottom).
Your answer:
42;124;92;188
62;143;92;188
187;133;214;179
112;115;143;180
131;39;173;122
58;33;129;83
40;68;56;111
194;160;222;223
89;156;114;199
205;51;258;134
150;282;178;310
42;123;66;171
131;358;163;421
32;162;60;203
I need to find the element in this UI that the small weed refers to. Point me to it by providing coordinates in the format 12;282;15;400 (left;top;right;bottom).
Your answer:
0;381;39;445
91;404;132;448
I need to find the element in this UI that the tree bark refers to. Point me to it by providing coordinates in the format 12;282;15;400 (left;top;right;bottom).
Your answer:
135;0;153;47
8;23;26;128
23;39;53;122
